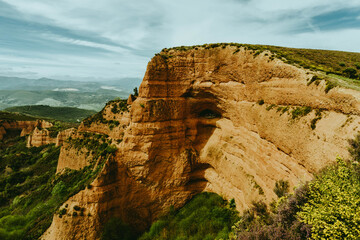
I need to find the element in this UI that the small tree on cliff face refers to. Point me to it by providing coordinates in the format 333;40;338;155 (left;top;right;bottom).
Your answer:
348;135;360;162
274;180;290;198
133;87;138;97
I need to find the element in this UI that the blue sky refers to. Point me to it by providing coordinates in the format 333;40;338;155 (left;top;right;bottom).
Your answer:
0;0;360;82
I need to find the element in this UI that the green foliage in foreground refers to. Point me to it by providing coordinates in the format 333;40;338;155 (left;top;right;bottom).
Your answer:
298;158;360;240
102;218;138;240
0;134;115;240
139;192;239;240
5;105;97;122
0;138;60;240
232;156;360;240
231;186;311;240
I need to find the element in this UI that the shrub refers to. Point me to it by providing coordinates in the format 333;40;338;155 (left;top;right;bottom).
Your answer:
101;217;138;240
291;106;312;119
298;158;360;239
73;205;81;211
325;80;337;93
139;192;239;240
274;180;290;198
233;49;240;54
343;67;358;79
233;185;311;240
51;181;67;198
348;134;360;162
59;208;66;215
229;198;236;209
258;99;265;105
266;104;276;111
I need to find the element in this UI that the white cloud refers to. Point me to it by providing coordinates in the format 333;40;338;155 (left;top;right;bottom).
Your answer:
42;33;129;54
1;0;360;82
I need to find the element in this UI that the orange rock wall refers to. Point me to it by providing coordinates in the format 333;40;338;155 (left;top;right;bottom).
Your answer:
43;46;360;239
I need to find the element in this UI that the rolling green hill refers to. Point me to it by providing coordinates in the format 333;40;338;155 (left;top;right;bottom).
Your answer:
0;111;38;122
4;105;97;122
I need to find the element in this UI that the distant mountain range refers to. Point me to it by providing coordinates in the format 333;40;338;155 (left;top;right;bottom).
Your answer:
0;76;140;111
4;105;97;122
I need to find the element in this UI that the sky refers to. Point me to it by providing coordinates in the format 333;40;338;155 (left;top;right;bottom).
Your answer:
0;0;360;82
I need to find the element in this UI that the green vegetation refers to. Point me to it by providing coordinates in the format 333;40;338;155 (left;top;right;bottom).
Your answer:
133;87;139;97
164;43;360;80
274;180;290;198
139;192;239;240
276;106;289;114
232;135;360;239
231;185;311;240
83;99;127;127
0;111;77;140
266;104;276;111
257;99;265;105
47;121;78;138
343;67;358;79
298;158;360;239
348;134;360;161
163;43;360;93
291;106;312;119
0;130;116;239
4;105;97;122
66;132;117;162
0;111;37;122
102;218;138;240
0;137;61;240
110;98;128;114
310;109;323;130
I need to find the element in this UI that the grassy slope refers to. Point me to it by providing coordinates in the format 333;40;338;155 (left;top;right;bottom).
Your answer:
4;105;97;122
100;192;239;240
140;193;238;240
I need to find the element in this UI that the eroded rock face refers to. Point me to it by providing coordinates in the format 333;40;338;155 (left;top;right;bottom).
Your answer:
27;127;57;147
43;46;360;239
0;120;52;141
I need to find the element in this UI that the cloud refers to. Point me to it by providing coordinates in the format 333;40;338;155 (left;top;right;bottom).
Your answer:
0;0;360;83
42;34;129;54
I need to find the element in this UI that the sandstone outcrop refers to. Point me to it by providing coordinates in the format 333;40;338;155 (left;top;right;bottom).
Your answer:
0;120;52;141
27;127;57;147
42;45;360;239
56;128;76;146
